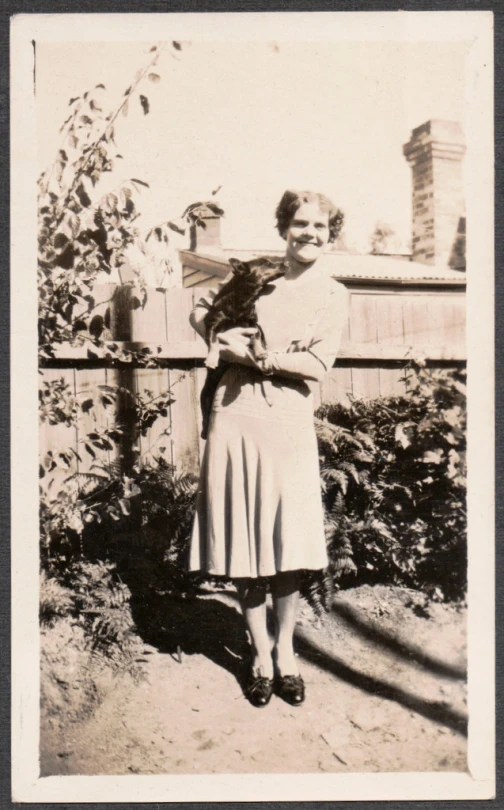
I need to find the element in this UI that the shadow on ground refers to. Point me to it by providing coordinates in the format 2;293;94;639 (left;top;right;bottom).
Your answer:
127;584;251;689
123;565;467;738
292;629;467;737
330;598;466;680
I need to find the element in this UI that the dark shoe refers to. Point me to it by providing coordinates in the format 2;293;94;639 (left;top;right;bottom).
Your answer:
275;674;305;706
245;673;274;707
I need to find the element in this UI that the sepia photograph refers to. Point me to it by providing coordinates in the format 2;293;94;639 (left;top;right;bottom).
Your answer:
11;11;494;803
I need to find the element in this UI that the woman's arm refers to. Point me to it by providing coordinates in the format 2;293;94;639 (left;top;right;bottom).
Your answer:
218;335;327;382
189;305;209;340
260;350;327;382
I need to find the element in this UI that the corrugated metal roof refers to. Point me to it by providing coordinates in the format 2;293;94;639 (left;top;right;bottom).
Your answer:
219;248;466;283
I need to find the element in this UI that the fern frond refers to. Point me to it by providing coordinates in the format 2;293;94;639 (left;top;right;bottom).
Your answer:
339;461;360;485
354;430;376;451
301;568;335;615
40;570;74;625
90;459;123;479
62;472;111;498
321;468;348;494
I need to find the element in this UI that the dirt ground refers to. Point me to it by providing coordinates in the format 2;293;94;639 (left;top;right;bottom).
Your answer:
40;584;467;776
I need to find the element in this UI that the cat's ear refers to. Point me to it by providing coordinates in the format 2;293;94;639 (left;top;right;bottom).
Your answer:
228;258;248;275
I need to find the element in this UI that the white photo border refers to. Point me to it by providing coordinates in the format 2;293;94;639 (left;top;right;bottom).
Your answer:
11;10;495;803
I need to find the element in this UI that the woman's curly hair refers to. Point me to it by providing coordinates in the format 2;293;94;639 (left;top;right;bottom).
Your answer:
275;190;344;243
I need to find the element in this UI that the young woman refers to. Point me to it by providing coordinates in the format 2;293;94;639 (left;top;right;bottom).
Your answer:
189;190;350;707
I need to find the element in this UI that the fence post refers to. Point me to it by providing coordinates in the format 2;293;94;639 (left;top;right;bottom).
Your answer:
110;281;138;476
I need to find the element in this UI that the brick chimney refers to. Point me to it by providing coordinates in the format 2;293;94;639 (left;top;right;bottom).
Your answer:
189;203;222;254
403;120;466;269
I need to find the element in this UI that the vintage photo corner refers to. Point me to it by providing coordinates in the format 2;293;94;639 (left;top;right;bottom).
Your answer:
10;10;495;804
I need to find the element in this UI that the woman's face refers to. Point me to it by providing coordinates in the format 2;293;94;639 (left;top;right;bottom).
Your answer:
285;201;330;265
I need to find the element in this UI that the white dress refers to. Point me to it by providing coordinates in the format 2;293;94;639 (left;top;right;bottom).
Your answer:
189;257;349;579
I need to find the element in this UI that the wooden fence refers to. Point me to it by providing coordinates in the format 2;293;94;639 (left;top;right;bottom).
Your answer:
40;280;466;488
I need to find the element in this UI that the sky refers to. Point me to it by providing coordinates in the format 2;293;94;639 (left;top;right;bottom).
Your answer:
36;39;469;255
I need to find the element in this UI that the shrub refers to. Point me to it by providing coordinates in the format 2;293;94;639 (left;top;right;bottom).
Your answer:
66;560;144;673
41;451;197;582
40;454;199;674
41;453;198;578
40;570;75;626
309;361;467;608
40;560;145;683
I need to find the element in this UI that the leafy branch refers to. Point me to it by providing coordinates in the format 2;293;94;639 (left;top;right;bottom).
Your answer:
37;42;190;365
309;361;467;608
60;45;165;222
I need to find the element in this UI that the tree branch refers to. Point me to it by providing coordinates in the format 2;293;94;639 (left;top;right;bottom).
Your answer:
55;42;168;227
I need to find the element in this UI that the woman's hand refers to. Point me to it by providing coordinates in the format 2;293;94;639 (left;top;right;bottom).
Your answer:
217;327;259;366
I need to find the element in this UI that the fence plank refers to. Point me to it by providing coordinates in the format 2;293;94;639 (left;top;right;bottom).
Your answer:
39;369;79;495
51;339;465;363
426;296;452;347
320;366;353;407
166;288;197;344
375;295;405;346
335;366;353;405
135;367;172;467
74;367;116;475
131;289;168;343
351;366;381;400
338;343;464;361
401;296;432;347
442;295;466;350
169;367;200;475
349;294;377;345
378;367;408;397
338;311;352;348
452;296;466;350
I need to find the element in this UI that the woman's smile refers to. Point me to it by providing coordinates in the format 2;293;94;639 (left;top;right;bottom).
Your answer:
285;201;330;265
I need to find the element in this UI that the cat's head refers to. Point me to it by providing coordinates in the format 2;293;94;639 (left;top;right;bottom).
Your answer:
228;256;288;287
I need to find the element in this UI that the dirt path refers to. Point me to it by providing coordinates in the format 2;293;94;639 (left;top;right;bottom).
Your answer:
41;585;467;775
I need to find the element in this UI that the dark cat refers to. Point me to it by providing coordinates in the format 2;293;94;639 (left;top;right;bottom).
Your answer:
200;256;288;440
